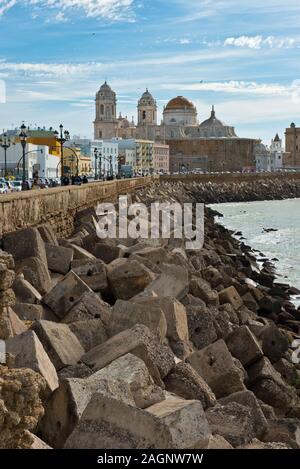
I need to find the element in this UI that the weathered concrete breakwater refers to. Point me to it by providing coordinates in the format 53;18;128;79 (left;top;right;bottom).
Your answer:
1;179;300;449
182;175;300;204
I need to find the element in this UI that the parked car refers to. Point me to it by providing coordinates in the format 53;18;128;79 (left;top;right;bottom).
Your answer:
33;178;48;189
22;180;32;190
0;182;8;194
40;178;49;188
2;180;13;192
11;180;22;192
120;165;133;178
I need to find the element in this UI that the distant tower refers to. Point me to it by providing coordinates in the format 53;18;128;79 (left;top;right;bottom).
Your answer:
270;133;282;152
137;89;157;126
270;133;283;170
94;81;117;139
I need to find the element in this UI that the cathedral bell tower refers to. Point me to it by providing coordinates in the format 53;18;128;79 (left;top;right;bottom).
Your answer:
94;81;117;139
137;89;157;126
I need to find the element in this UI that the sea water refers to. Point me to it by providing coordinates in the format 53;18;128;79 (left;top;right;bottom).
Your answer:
210;198;300;307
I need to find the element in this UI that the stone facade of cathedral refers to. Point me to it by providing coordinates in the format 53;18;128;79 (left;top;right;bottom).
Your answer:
94;82;258;172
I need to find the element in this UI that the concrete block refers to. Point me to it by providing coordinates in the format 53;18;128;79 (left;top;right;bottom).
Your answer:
109;299;167;342
206;402;254;447
164;361;216;409
219;390;268;439
62;291;111;324
12;303;44;321
71;259;107;292
16;256;51;295
6;329;59;395
136;264;189;301
82;324;175;381
45;243;73;275
69;319;108;352
189;277;219;306
187;339;245;398
38;224;58;246
3;227;47;266
133;296;189;343
107;258;155;300
31;320;85;370
94;243;124;264
13;276;42;304
65;393;210;449
43;271;92;319
0;263;15;291
226;325;263;367
219;286;243;310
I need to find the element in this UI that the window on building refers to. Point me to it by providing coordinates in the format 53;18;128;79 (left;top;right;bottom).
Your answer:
100;104;104;115
143;111;146;120
99;131;102;138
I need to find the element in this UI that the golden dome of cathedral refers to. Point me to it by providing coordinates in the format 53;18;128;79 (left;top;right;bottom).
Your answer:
165;96;195;110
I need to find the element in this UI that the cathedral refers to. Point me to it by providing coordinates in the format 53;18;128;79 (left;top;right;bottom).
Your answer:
94;82;258;172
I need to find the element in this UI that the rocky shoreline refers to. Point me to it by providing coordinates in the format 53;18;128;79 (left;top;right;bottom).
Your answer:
186;175;300;203
1;179;300;449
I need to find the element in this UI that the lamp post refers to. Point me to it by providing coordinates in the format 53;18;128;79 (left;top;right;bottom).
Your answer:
0;132;11;178
54;124;70;183
99;151;102;180
94;148;99;180
109;154;113;178
19;124;28;190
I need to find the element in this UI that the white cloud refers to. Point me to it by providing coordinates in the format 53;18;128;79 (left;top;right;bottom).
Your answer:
0;61;104;75
161;80;295;97
224;35;300;49
54;11;67;22
0;0;135;21
0;49;250;77
179;38;191;45
0;0;17;16
213;96;300;126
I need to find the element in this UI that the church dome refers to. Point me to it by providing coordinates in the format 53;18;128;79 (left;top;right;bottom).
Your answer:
100;81;112;92
138;89;156;106
200;106;225;128
141;89;154;100
163;96;197;126
96;81;116;100
199;106;237;138
118;115;130;128
165;96;195;110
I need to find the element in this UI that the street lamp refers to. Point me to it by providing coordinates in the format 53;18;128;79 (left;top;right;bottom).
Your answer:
19;123;28;190
109;154;113;179
0;132;11;178
54;124;70;183
94;148;99;180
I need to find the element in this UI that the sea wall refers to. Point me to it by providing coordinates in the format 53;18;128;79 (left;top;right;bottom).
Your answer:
1;173;300;239
0;177;153;238
164;173;300;203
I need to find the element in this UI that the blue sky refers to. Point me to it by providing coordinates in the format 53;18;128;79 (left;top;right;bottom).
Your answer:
1;0;300;144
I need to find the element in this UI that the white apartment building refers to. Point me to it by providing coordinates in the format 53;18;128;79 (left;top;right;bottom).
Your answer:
0;141;58;179
91;140;119;178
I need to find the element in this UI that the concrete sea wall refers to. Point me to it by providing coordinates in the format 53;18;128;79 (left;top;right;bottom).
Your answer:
0;177;153;238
